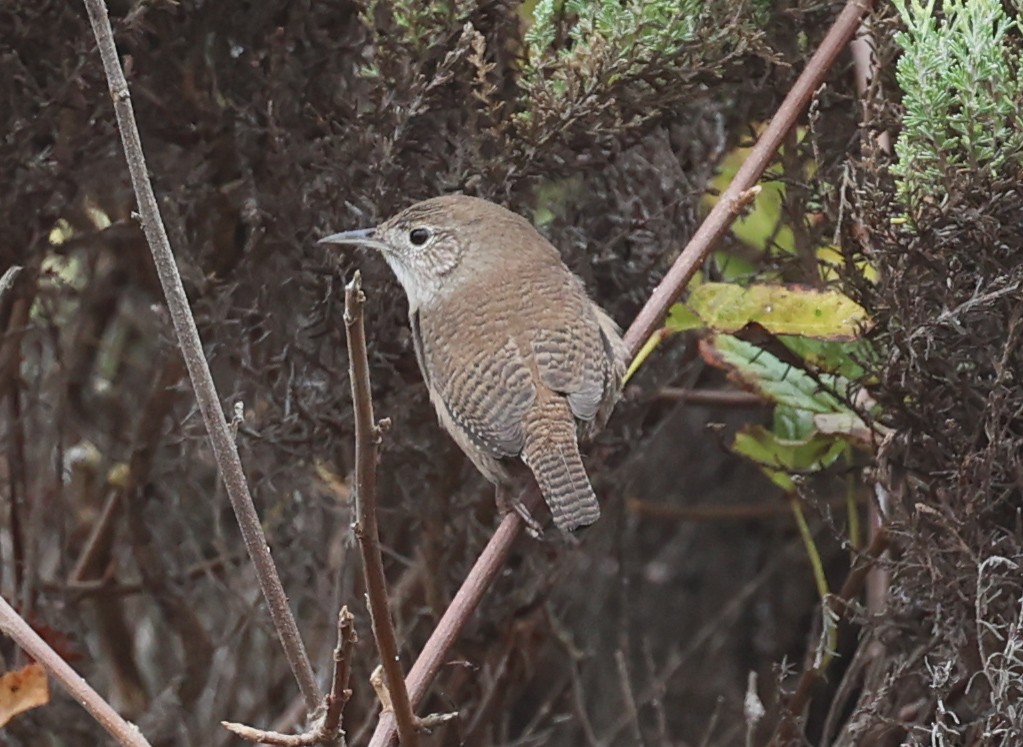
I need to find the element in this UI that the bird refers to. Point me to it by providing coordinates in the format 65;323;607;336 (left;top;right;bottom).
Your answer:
320;195;626;531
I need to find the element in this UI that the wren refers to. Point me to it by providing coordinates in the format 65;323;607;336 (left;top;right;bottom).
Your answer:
320;195;626;531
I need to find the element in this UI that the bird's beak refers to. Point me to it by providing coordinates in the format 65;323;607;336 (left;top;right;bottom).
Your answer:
317;228;390;252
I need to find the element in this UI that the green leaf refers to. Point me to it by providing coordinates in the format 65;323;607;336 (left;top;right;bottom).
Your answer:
687;283;869;340
773;403;817;441
778;336;875;380
711;251;758;282
699;334;853;414
664;302;704;333
732;425;848;475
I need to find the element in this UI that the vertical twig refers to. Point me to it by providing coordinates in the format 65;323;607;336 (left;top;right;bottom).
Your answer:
81;0;320;710
0;594;153;747
344;272;420;747
222;605;357;746
322;606;357;737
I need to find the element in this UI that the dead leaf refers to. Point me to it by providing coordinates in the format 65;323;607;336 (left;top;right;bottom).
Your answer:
0;663;49;727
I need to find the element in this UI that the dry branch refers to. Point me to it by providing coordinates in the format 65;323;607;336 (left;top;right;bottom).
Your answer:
0;595;153;747
345;272;420;746
369;1;877;744
223;606;357;746
81;0;320;711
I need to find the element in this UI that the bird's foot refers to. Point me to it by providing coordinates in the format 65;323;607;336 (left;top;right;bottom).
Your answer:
496;485;544;539
512;500;544;540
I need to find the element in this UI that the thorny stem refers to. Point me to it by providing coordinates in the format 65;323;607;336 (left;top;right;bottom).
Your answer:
370;1;878;744
345;272;420;747
82;0;320;711
0;595;153;747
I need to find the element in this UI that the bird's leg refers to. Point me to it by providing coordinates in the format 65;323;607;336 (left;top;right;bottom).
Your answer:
495;484;544;539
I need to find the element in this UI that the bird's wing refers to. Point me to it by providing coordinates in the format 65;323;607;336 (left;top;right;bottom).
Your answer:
531;289;622;423
412;310;536;457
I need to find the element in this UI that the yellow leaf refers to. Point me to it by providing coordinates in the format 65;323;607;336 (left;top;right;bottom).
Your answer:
688;283;870;340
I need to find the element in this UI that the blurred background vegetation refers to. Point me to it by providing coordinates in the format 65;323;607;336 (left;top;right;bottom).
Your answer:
1;1;1021;745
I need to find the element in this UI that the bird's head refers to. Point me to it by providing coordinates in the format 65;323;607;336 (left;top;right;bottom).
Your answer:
319;194;545;311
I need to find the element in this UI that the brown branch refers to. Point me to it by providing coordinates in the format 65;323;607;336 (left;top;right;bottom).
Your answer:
367;488;543;746
367;3;877;744
345;272;419;746
627;493;864;522
223;606;357;746
323;606;357;736
647;386;769;408
81;0;320;710
0;594;153;747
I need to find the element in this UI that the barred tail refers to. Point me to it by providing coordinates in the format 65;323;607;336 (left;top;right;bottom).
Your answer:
521;421;600;532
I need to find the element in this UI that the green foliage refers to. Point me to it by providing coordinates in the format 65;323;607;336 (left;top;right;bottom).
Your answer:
892;0;1023;206
518;0;762;140
701;335;853;416
526;0;702;58
700;334;868;488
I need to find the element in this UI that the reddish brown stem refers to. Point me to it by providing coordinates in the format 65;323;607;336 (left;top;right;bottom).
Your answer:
649;387;768;408
345;272;419;747
81;0;320;710
0;594;153;747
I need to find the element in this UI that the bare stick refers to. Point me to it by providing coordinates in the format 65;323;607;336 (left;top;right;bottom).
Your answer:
368;2;876;744
323;606;357;735
345;272;420;746
649;387;768;408
367;488;543;746
0;594;152;747
0;265;21;305
81;0;320;710
627;494;862;522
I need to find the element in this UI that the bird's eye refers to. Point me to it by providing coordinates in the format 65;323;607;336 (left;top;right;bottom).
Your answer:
409;227;431;246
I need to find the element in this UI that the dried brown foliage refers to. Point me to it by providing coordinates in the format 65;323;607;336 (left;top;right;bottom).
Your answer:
6;1;998;746
832;17;1023;741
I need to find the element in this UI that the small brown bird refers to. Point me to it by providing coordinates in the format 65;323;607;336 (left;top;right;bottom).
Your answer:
320;195;626;531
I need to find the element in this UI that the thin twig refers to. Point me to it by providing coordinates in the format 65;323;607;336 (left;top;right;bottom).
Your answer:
627;494;862;522
368;488;543;746
0;594;153;747
81;0;320;710
369;4;876;745
345;271;419;747
223;606;357;746
221;722;331;747
770;527;890;745
648;387;768;408
614;650;644;745
323;606;357;736
0;265;21;306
